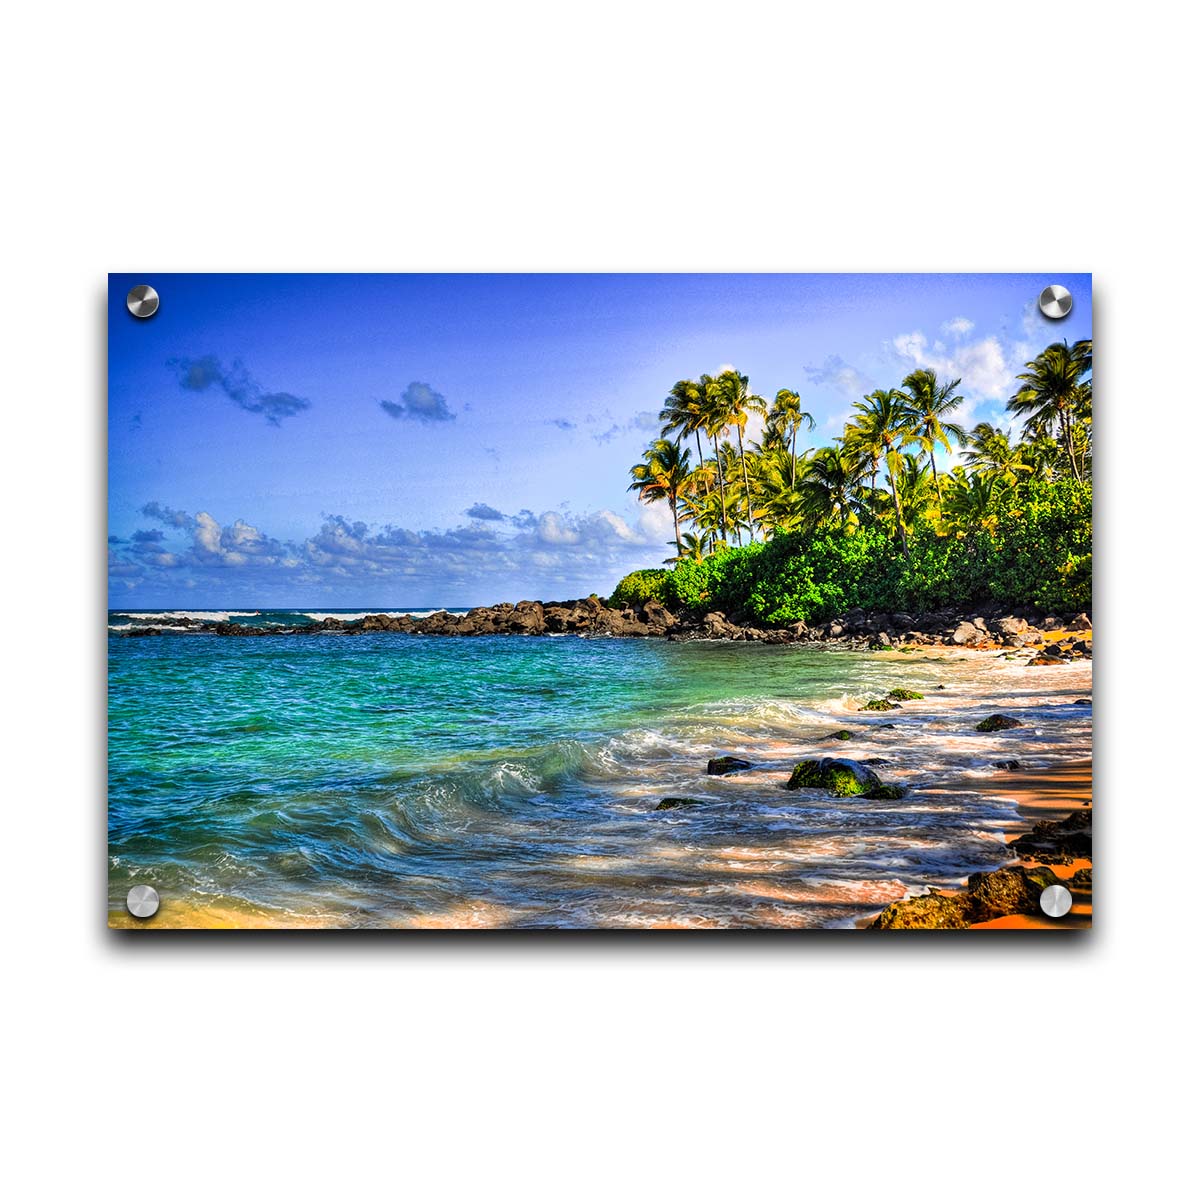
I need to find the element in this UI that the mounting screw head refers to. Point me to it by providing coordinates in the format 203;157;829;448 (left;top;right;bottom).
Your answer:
1038;284;1072;320
126;884;160;919
127;284;159;319
1038;883;1073;918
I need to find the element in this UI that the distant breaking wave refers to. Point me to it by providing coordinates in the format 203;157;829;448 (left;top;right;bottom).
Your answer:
301;610;448;622
110;610;261;622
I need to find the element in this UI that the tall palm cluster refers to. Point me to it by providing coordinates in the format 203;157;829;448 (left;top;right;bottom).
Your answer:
628;341;1092;561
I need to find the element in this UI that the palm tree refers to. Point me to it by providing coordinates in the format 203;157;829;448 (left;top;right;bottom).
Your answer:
942;469;1000;536
844;389;916;557
627;438;691;557
679;487;727;552
797;446;867;530
892;452;936;533
1008;339;1092;483
755;444;809;532
901;368;965;509
767;388;816;489
666;531;709;564
658;379;708;487
713;369;767;542
697;373;731;542
962;422;1031;487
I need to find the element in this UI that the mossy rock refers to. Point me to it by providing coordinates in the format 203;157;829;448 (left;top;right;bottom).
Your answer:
975;714;1025;732
827;729;855;741
870;865;1058;929
964;865;1058;920
654;797;704;811
886;688;924;701
862;783;905;800
707;756;752;776
869;892;972;930
861;698;901;712
786;757;883;797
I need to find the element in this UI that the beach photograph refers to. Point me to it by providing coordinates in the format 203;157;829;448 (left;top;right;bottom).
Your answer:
108;272;1093;930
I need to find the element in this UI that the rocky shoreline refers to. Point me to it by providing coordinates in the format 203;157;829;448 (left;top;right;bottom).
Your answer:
117;598;1093;662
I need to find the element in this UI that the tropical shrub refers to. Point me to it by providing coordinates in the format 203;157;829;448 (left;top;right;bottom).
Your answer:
646;478;1091;624
987;479;1092;611
608;568;673;608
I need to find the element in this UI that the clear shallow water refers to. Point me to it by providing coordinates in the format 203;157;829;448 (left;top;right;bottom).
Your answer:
108;626;1093;928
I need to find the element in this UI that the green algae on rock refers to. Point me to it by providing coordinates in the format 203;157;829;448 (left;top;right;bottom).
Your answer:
886;688;924;701
785;757;904;799
827;729;855;741
975;714;1025;732
861;698;901;711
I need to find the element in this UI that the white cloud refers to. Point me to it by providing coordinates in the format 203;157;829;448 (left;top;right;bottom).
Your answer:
891;329;1011;400
941;316;974;337
112;500;678;605
804;354;874;400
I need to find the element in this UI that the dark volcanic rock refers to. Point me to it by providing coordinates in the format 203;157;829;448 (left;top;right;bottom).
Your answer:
952;621;986;645
975;714;1025;732
861;698;901;712
654;797;704;811
886;688;924;701
827;730;856;741
707;756;752;776
1009;808;1092;864
993;760;1021;770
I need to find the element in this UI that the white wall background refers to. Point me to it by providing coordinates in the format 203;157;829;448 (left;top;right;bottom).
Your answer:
2;3;1191;1196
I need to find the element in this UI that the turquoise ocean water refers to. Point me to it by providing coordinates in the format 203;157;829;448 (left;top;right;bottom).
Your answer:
108;610;1092;928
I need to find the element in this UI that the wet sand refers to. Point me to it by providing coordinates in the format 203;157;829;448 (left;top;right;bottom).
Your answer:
854;759;1092;930
969;759;1092;930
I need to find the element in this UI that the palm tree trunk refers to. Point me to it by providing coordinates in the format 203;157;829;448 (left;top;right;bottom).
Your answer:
888;451;910;559
671;496;682;558
790;425;797;489
929;449;942;507
695;431;708;492
736;425;754;542
712;435;728;541
1059;410;1082;482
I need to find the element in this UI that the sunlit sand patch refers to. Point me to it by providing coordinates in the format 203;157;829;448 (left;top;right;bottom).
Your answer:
109;900;332;929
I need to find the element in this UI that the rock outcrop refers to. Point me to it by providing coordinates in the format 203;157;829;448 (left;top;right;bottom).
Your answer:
869;864;1060;929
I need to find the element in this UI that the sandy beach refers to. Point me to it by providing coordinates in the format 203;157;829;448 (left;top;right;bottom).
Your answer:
969;759;1092;929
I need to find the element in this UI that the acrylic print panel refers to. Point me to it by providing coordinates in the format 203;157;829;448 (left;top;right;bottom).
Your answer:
107;273;1093;931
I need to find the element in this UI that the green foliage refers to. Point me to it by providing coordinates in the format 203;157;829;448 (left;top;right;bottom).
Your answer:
607;568;672;609
624;345;1091;622
986;478;1092;611
647;478;1091;623
669;541;766;612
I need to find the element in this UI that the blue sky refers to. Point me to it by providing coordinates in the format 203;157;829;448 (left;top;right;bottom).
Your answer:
109;273;1092;609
